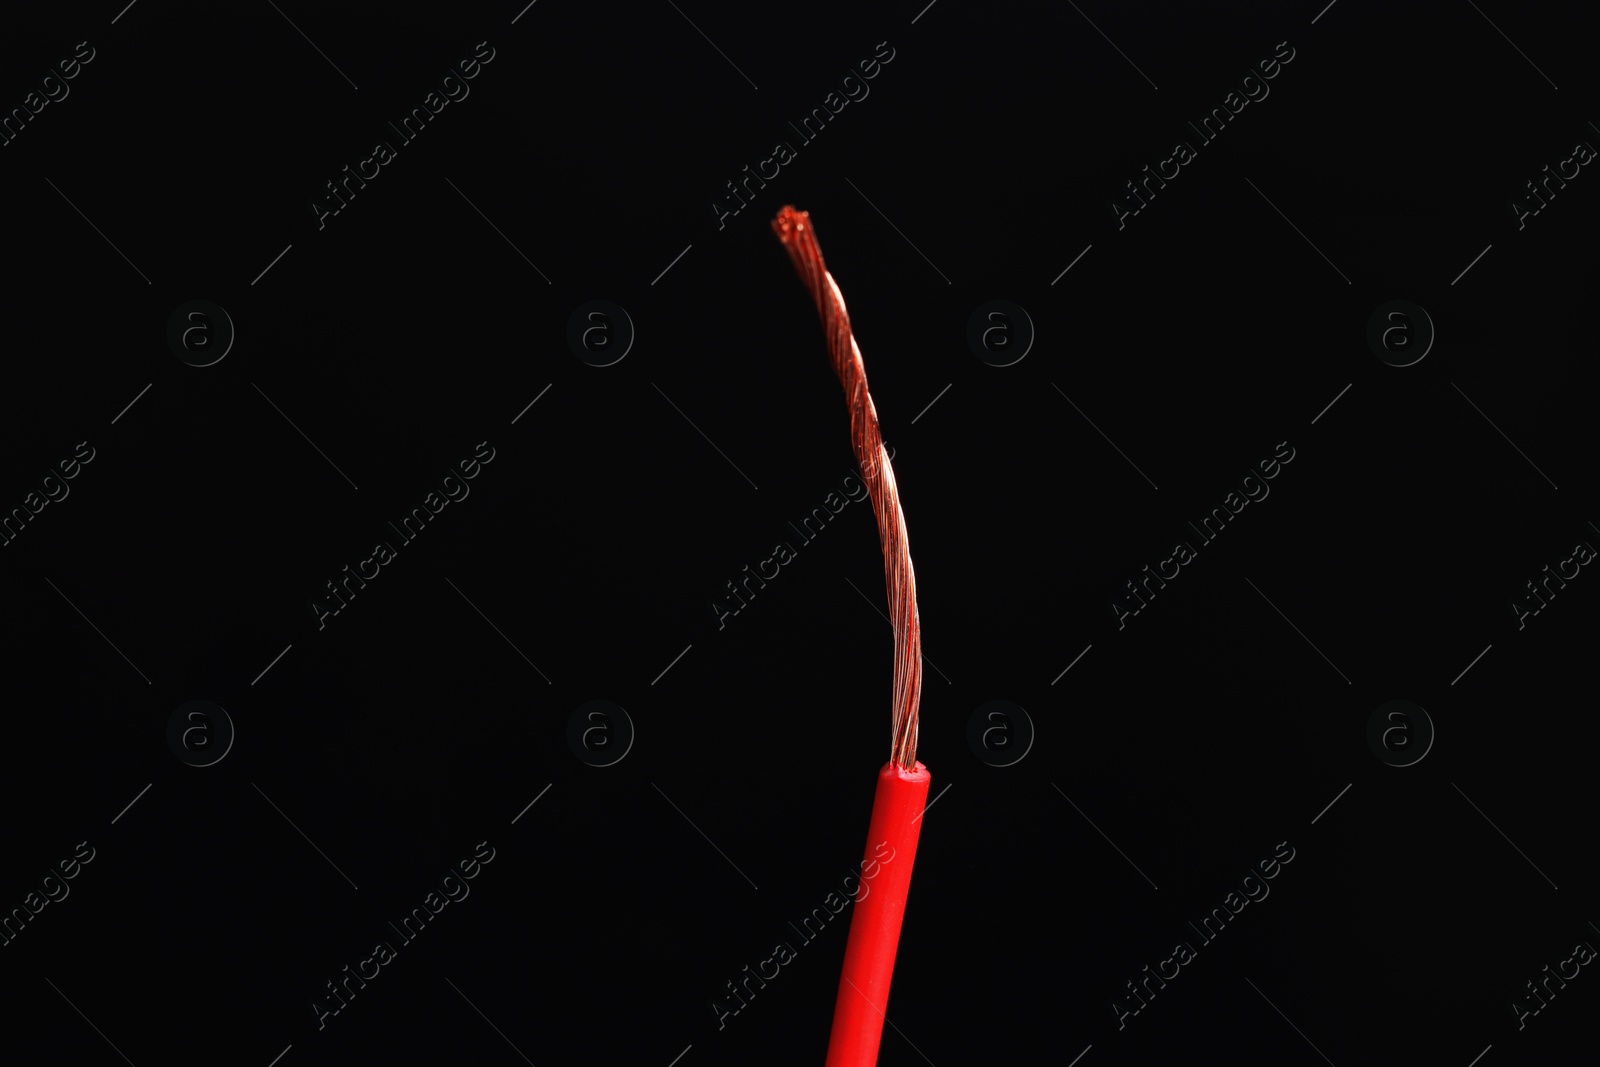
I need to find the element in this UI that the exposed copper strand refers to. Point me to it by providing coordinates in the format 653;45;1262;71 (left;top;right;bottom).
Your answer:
771;205;922;769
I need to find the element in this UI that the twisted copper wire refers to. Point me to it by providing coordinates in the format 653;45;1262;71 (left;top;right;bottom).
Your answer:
771;205;923;770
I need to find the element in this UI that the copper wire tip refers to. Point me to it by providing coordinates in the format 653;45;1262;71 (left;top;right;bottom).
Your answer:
772;204;806;236
770;204;924;770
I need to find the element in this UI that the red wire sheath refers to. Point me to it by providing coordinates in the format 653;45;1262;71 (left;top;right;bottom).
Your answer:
824;761;930;1067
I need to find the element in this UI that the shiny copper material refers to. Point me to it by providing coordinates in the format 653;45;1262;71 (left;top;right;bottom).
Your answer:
772;205;923;770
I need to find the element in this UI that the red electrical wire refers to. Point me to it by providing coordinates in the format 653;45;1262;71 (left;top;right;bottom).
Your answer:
771;205;930;1067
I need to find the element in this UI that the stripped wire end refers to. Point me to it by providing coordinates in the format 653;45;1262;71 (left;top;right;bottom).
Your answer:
771;205;923;771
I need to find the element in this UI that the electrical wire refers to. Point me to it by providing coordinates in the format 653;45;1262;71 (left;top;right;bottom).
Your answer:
771;204;923;771
772;205;931;1067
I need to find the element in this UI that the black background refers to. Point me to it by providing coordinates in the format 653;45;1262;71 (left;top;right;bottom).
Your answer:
1;1;1597;1064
